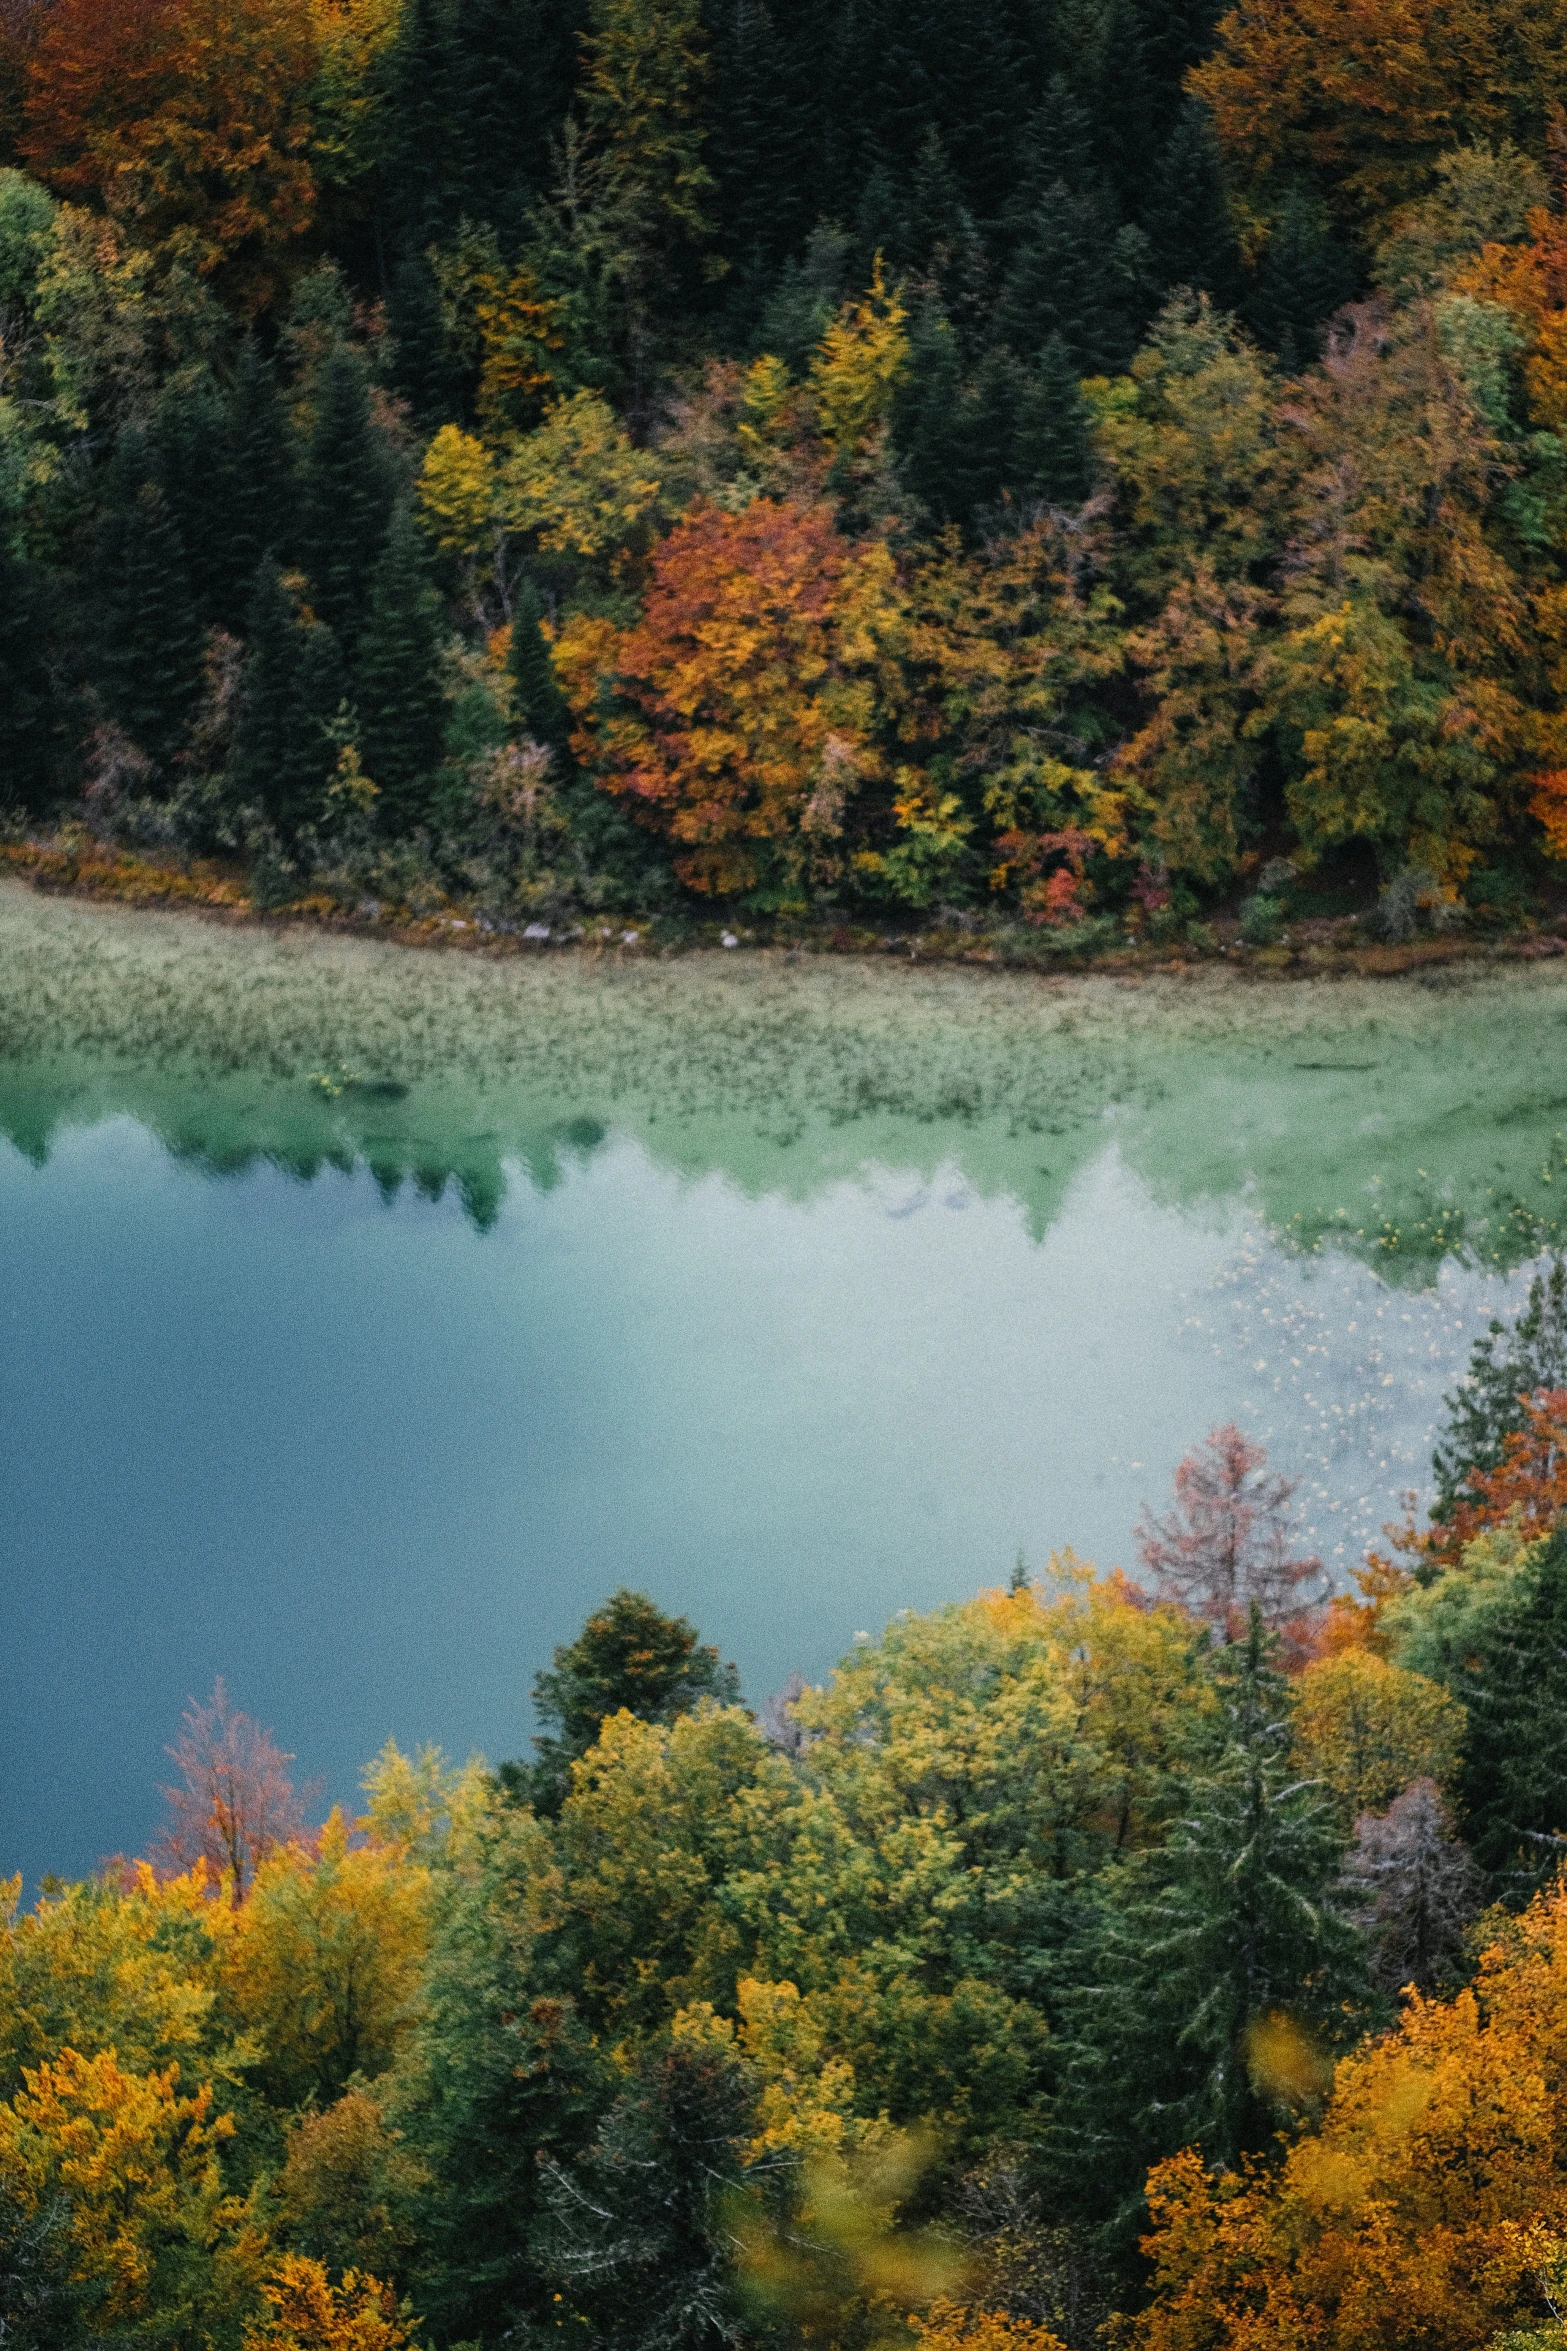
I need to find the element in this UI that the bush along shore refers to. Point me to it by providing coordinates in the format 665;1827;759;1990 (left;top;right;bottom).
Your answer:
7;833;1567;979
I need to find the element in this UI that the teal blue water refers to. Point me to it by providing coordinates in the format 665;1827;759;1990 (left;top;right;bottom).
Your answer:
5;885;1567;1882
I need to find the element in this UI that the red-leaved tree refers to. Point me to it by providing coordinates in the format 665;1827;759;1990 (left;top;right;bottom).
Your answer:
1137;1423;1325;1658
152;1677;306;1900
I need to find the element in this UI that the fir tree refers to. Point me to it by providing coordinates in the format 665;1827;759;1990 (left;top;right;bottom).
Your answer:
1433;1257;1567;1521
0;550;57;811
1144;99;1242;308
498;1587;741;1814
1244;184;1359;370
152;377;236;629
1453;1529;1567;1901
299;343;395;655
228;555;346;839
382;0;457;248
387;239;458;422
225;338;298;623
1015;331;1093;507
1000;180;1129;374
96;440;206;770
1058;1611;1363;2236
893;296;969;525
354;502;447;835
509;578;574;768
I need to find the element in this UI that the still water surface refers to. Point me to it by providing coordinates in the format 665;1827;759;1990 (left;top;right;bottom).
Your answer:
5;885;1567;1881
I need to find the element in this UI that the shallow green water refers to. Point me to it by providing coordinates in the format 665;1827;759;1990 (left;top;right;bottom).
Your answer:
4;883;1566;1880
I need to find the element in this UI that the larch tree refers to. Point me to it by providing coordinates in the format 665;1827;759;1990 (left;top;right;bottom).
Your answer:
152;1676;307;1901
1136;1423;1326;1651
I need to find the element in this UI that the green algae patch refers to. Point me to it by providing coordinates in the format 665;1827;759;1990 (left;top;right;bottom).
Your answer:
4;878;1567;1274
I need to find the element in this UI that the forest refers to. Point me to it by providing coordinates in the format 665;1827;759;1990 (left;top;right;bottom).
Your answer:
8;0;1567;942
10;1269;1567;2349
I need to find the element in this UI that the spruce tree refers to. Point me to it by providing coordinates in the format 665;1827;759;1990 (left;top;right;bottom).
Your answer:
152;378;236;630
1057;1611;1363;2236
225;339;298;625
387;240;458;422
1000;181;1129;374
354;503;447;835
509;578;574;768
1015;331;1093;508
299;342;395;656
0;550;57;811
498;1587;741;1814
893;296;969;525
1453;1529;1567;1902
1244;184;1360;370
1433;1257;1567;1520
1144;99;1242;308
382;0;457;247
96;441;206;771
228;556;346;839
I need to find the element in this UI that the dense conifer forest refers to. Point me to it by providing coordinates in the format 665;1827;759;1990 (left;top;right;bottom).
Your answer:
7;0;1567;943
11;1274;1567;2348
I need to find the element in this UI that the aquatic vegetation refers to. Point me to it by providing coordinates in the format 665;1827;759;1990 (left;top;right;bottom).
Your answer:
7;879;1567;1275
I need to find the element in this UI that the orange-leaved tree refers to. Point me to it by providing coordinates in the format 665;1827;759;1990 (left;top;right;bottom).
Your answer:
555;495;911;901
1190;0;1567;226
1401;1389;1567;1580
21;0;318;298
1129;1876;1567;2351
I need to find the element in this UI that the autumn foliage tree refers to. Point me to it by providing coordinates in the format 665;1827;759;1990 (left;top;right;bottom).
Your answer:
1129;1875;1567;2351
558;496;909;902
1137;1425;1326;1653
20;0;319;296
153;1679;306;1901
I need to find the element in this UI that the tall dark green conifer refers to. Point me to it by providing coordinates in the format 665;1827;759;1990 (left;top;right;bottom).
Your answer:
225;339;298;624
354;504;447;834
510;578;574;767
96;441;205;770
1453;1530;1567;1902
228;556;346;838
1057;1612;1363;2240
0;551;57;809
1000;181;1129;374
893;297;969;526
300;343;395;655
152;379;236;631
1144;99;1242;308
1016;331;1093;507
1244;185;1359;369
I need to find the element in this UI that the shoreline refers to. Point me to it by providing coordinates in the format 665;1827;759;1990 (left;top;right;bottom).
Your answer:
7;836;1564;985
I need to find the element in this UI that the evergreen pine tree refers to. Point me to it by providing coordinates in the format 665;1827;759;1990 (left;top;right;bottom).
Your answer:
1244;184;1360;370
382;0;457;247
1015;331;1093;507
228;556;346;839
225;338;298;624
387;239;458;421
96;440;206;770
1453;1529;1567;1901
509;578;574;768
448;0;560;231
152;378;237;630
1078;0;1158;221
1006;77;1100;241
0;550;57;810
1144;98;1242;308
1000;180;1129;374
1057;1611;1364;2236
354;503;448;835
892;296;969;525
1433;1257;1567;1521
300;343;395;656
497;1587;741;1814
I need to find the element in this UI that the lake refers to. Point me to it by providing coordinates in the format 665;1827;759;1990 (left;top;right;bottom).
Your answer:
4;881;1567;1884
